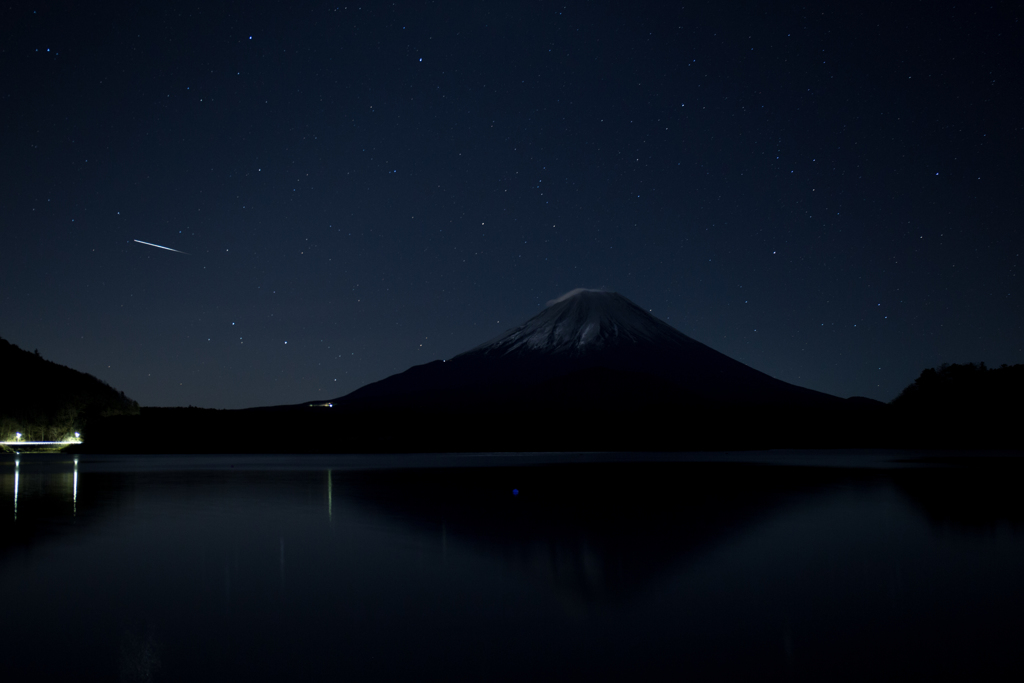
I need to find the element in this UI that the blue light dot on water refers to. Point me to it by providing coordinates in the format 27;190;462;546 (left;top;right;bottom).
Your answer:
512;489;519;496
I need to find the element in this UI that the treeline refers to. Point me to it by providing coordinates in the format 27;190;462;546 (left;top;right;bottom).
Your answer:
77;362;1024;455
892;362;1024;410
81;401;891;454
0;336;139;443
52;360;1024;454
888;363;1023;449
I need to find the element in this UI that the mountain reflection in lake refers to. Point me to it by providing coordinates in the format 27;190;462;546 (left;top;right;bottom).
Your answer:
2;452;1024;681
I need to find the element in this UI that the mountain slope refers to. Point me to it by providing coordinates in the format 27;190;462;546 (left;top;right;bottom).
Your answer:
330;289;842;410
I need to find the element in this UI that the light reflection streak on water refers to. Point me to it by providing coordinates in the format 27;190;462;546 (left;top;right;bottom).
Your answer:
73;457;78;515
13;458;19;520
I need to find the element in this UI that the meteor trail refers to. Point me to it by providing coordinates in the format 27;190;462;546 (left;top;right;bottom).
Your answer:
134;239;189;254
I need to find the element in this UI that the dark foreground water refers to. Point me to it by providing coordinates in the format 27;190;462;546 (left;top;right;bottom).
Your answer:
2;451;1024;682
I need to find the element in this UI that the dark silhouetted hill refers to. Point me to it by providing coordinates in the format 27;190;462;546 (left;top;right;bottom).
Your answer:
0;336;138;442
889;363;1023;449
892;362;1024;410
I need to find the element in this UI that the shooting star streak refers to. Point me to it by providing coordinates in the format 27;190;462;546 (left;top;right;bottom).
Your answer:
134;239;189;255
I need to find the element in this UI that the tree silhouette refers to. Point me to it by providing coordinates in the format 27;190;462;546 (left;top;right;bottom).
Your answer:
891;362;1024;448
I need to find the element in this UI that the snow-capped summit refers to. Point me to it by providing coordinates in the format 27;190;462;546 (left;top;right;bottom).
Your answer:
329;288;843;410
465;288;686;356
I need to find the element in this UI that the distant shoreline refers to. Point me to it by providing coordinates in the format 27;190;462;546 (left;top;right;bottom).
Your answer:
66;400;1020;455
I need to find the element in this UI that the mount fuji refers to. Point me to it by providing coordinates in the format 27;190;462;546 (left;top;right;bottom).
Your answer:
84;289;882;454
326;288;846;411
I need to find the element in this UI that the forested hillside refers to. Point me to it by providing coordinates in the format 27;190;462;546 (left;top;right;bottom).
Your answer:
0;337;138;442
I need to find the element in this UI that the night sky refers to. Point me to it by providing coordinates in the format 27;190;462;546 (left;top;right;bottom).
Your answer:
3;1;1021;409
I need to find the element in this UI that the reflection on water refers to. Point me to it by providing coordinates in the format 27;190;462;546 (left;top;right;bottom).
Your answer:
3;455;79;522
1;452;1024;681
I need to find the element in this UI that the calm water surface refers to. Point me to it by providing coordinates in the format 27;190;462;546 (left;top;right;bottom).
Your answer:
2;451;1023;681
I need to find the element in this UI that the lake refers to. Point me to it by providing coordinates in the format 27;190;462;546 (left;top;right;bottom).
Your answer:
2;450;1024;681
